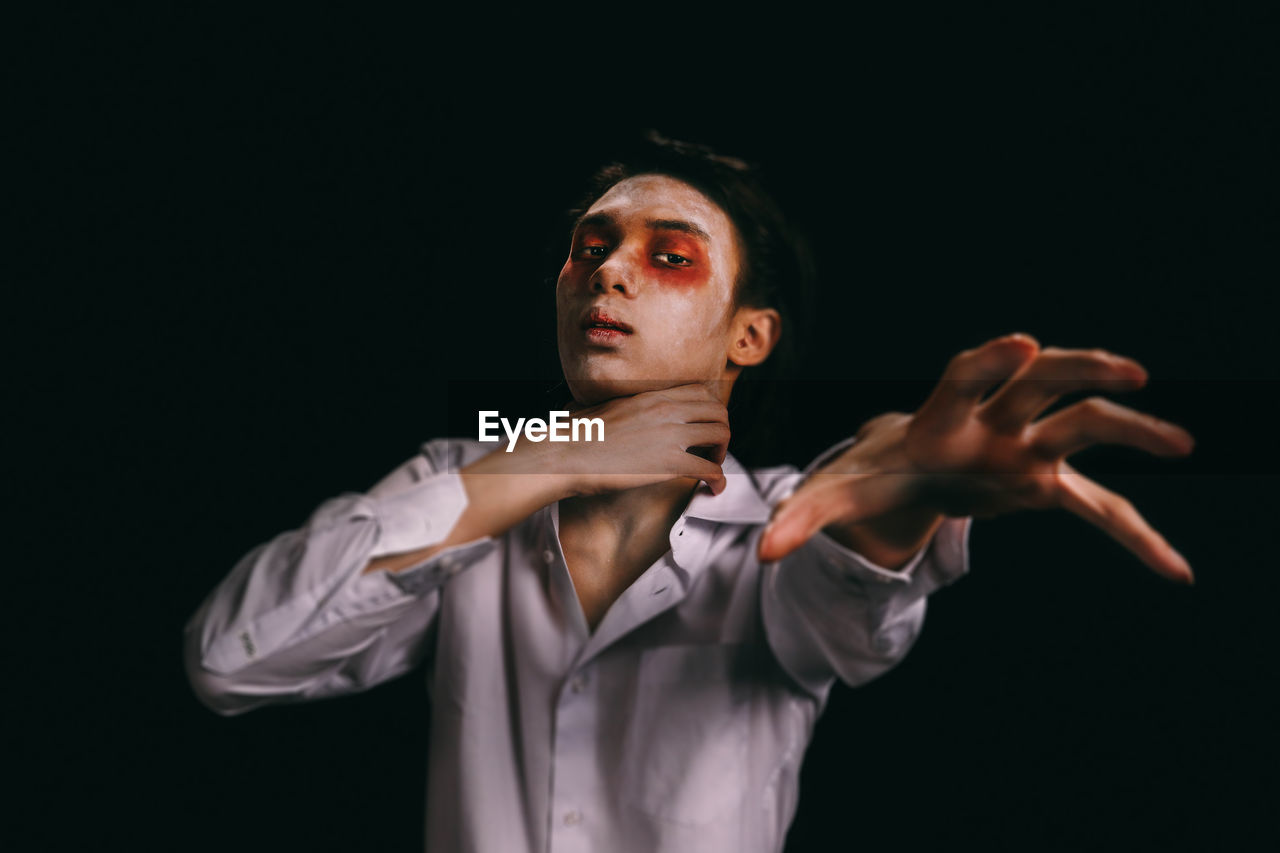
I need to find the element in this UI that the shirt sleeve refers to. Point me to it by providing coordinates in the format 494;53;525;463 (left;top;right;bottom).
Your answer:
760;436;972;699
183;439;496;716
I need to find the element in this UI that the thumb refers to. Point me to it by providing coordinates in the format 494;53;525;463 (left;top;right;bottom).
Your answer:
758;491;837;563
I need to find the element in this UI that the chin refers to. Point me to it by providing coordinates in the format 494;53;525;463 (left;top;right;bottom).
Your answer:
566;374;731;408
560;350;724;405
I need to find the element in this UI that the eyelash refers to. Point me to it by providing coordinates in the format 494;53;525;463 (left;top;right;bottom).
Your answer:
578;245;691;267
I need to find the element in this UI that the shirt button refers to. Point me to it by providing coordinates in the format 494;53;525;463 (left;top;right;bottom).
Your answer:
563;809;583;826
570;673;588;693
543;548;556;564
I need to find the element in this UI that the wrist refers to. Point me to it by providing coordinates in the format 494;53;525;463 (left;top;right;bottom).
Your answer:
464;441;580;505
824;506;944;571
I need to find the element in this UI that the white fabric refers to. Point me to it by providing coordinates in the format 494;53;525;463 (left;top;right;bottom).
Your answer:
185;437;971;852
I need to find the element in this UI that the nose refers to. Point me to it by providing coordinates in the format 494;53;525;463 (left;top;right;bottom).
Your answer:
588;247;640;297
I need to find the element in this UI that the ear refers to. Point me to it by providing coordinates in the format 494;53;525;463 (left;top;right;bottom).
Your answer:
726;306;782;368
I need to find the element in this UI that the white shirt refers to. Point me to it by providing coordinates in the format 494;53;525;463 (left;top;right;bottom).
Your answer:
184;437;971;852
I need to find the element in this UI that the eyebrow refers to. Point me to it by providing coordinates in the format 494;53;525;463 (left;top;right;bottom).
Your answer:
571;212;712;243
572;212;616;234
646;218;711;243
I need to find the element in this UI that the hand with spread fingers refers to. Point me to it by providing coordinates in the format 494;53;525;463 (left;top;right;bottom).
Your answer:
757;333;1196;584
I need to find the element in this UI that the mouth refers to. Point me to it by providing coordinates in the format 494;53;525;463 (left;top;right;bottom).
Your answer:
581;307;634;337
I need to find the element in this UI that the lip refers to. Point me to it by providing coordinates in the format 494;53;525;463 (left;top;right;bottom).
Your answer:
583;326;630;346
581;307;634;334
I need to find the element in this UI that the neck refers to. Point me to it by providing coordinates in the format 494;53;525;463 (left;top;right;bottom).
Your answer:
561;477;700;541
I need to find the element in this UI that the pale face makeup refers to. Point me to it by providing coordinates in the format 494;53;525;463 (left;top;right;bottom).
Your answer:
555;175;744;405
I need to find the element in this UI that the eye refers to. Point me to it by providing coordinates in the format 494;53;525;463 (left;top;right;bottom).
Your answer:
655;252;691;267
578;244;609;259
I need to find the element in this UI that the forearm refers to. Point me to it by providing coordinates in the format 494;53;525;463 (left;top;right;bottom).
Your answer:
362;442;576;574
186;485;452;709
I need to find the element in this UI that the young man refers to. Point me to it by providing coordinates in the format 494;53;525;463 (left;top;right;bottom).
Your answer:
184;136;1194;852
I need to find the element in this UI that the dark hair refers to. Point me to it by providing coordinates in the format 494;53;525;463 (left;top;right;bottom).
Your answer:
566;132;817;462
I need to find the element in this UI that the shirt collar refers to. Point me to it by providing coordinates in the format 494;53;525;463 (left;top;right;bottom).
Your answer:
682;451;773;525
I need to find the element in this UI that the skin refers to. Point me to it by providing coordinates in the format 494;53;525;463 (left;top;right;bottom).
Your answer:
364;174;1194;633
761;335;1196;583
554;174;772;403
551;176;784;624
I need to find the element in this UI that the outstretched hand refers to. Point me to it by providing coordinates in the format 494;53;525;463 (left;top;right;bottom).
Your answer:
757;334;1196;584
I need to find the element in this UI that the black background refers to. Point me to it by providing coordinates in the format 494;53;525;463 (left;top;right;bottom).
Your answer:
15;7;1278;851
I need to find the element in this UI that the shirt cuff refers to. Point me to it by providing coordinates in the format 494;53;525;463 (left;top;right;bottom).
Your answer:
807;526;932;586
381;537;497;596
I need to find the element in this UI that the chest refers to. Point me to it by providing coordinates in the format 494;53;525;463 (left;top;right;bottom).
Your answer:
558;521;674;633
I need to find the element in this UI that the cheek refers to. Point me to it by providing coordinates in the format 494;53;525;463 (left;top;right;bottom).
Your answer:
555;261;583;307
649;239;713;289
556;258;575;286
558;256;607;294
653;264;712;289
554;271;573;331
661;296;735;358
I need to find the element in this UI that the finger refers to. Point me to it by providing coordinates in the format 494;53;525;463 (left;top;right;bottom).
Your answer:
916;334;1040;431
681;422;732;465
979;347;1148;433
758;487;846;563
685;441;730;467
1031;397;1195;459
756;467;896;561
679;454;727;495
759;467;924;562
1055;462;1194;584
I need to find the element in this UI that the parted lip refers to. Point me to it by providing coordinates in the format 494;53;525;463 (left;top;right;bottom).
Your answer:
581;307;634;333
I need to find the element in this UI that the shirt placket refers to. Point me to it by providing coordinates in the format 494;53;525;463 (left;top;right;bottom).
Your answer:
546;654;598;853
541;506;597;852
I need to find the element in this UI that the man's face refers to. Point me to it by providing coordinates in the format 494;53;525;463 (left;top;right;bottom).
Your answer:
556;174;743;405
